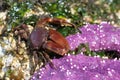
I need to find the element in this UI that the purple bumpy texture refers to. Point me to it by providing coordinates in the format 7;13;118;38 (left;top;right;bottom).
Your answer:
31;54;120;80
30;22;120;80
67;22;120;52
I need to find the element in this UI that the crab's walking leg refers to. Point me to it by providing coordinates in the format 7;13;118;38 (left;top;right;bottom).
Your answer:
43;52;56;69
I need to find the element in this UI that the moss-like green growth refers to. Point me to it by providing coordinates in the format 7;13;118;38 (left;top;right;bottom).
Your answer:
6;1;37;31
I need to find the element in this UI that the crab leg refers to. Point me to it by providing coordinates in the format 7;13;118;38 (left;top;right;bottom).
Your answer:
36;17;77;28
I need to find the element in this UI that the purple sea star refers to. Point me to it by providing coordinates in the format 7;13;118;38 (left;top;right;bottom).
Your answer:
66;22;120;52
30;54;120;80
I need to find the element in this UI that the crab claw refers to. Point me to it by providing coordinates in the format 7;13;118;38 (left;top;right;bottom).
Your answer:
43;29;70;56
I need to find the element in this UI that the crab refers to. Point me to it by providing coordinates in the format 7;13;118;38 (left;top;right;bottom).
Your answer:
13;17;77;73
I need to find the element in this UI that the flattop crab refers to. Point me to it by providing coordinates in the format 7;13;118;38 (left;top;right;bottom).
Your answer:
13;17;77;73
